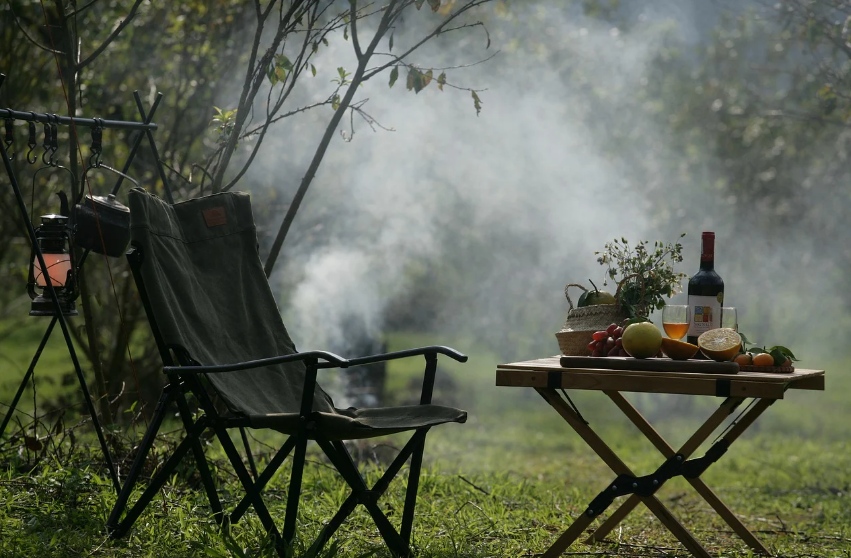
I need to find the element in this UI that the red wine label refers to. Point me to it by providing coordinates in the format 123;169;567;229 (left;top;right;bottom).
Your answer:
687;294;723;337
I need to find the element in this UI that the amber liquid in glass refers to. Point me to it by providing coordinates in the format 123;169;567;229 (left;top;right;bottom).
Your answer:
663;322;689;340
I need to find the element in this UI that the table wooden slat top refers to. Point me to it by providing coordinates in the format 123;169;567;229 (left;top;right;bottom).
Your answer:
496;357;825;399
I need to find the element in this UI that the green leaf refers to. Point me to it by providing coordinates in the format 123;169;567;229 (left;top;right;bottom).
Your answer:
414;0;425;9
471;90;482;116
344;24;348;41
427;0;441;11
331;94;340;111
769;347;788;366
768;345;798;361
437;72;446;91
389;66;399;88
276;54;293;71
311;64;316;77
389;32;394;52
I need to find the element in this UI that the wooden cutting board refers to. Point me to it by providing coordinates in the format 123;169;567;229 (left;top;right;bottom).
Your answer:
559;355;739;375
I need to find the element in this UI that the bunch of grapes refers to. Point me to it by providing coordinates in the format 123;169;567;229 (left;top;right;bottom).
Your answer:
588;323;629;357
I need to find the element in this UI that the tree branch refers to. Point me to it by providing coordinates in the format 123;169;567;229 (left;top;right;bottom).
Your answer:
210;0;309;192
350;0;363;60
77;0;145;70
6;0;64;55
361;0;491;81
263;0;401;277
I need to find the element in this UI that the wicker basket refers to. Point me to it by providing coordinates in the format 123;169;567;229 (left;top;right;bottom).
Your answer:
555;279;639;356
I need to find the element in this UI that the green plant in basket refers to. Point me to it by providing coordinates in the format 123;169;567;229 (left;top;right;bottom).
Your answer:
595;235;687;319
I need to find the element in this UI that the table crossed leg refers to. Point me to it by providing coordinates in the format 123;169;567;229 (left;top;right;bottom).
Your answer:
536;388;712;558
536;388;777;558
587;392;774;555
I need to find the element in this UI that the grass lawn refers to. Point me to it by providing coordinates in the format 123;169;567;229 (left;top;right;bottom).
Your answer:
0;330;848;557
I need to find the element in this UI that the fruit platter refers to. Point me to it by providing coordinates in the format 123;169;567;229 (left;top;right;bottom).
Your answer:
582;321;797;374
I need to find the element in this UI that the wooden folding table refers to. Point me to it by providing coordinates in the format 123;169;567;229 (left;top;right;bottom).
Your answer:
495;356;825;558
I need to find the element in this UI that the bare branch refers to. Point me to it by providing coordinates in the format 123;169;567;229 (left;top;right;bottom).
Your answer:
371;49;499;72
361;0;492;82
263;0;402;276
211;0;310;192
66;0;99;18
77;0;145;70
6;1;65;55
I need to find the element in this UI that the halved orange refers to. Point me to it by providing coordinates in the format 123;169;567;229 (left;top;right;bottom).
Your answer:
661;338;699;360
697;328;742;362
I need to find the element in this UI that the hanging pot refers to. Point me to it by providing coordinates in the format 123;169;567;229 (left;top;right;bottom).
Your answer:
73;193;131;257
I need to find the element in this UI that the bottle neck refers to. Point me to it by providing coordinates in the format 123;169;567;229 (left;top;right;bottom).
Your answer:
700;232;715;271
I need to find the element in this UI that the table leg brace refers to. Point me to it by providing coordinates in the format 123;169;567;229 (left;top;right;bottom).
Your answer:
589;392;774;555
536;388;712;558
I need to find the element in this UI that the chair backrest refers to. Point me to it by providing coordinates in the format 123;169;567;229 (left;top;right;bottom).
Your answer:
128;188;335;417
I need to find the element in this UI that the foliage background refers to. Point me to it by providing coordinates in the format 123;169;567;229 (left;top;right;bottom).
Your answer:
0;0;848;457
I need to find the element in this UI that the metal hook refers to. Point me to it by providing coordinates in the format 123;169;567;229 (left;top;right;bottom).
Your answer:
49;113;59;166
26;112;38;164
41;115;53;165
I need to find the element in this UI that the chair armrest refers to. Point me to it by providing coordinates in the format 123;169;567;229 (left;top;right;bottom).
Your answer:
342;345;468;367
163;350;348;375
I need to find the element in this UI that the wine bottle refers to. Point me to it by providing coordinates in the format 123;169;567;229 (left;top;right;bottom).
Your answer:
686;231;724;346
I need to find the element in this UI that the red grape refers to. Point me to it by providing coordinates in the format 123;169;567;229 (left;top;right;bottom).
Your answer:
613;327;623;338
587;341;598;351
605;338;616;351
607;346;620;357
592;331;608;342
615;338;623;347
606;323;618;335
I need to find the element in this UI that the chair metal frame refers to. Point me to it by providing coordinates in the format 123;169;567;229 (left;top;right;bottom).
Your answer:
107;245;467;557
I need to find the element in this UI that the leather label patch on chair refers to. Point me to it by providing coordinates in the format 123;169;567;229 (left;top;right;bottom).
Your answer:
202;206;228;227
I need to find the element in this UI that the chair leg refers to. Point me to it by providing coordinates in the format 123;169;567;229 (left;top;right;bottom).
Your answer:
174;387;223;524
308;492;360;556
309;433;426;556
231;436;296;524
106;386;173;535
215;426;283;548
321;439;409;557
108;411;208;538
282;430;308;545
400;428;429;549
239;426;259;480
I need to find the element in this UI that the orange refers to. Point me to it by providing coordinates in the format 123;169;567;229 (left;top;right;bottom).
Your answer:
733;353;753;366
660;338;699;360
622;322;663;359
752;353;774;366
697;328;742;362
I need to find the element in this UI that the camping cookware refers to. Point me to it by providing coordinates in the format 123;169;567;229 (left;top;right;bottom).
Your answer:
74;192;131;257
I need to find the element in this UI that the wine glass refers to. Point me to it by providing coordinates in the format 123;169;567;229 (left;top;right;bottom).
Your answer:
662;305;690;340
721;307;738;331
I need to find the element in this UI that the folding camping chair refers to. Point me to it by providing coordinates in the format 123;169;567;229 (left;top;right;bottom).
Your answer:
106;189;468;556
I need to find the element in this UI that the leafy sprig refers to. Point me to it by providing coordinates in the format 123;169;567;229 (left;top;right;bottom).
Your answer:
595;234;687;318
739;332;799;361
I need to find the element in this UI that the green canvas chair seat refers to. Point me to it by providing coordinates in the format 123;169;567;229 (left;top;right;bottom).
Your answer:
106;189;468;557
250;404;466;440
